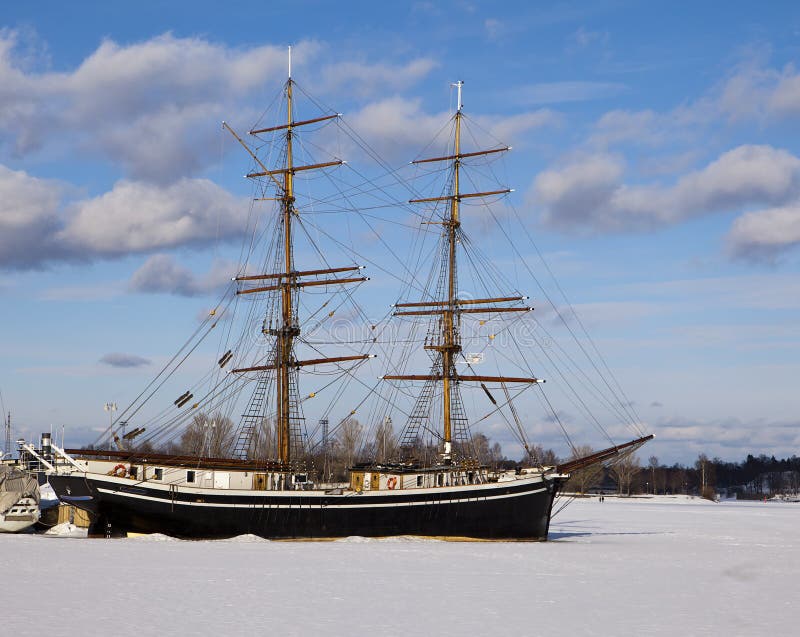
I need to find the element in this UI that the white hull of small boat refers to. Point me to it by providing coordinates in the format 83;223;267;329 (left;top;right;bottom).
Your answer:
0;496;41;533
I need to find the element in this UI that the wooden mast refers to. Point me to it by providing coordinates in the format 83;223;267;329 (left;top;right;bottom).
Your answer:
386;81;536;464
277;68;296;467
440;81;464;461
225;47;369;468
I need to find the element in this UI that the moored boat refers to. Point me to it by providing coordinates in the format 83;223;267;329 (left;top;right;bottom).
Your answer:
0;464;40;533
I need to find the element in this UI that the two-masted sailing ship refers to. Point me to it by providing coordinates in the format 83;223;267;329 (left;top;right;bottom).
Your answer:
48;61;651;540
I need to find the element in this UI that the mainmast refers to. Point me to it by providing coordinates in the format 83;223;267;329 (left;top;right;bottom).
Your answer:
386;81;543;465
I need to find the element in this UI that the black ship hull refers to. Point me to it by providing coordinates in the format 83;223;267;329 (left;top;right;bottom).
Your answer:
48;472;565;540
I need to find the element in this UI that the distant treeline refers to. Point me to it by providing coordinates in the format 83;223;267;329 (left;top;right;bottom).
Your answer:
644;453;800;495
568;452;800;497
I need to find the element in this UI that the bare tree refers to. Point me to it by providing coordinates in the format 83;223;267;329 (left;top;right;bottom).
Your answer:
566;445;604;494
611;452;641;496
669;466;688;494
337;417;363;466
528;444;559;466
361;417;398;464
695;453;716;500
648;455;659;495
409;436;443;466
469;433;505;467
323;417;365;480
249;417;277;460
178;412;235;457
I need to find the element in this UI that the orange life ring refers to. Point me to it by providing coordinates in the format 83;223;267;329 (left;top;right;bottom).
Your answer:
111;463;127;478
387;476;397;490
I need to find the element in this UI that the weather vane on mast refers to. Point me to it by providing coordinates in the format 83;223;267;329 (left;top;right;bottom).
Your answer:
452;80;464;112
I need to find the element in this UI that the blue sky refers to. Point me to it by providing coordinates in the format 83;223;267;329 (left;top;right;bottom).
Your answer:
1;1;799;464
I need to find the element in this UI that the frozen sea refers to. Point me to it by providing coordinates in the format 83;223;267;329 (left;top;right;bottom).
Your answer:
1;496;795;636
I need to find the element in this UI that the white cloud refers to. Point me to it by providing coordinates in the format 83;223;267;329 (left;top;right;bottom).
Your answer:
533;145;800;233
59;178;247;256
483;110;561;144
317;58;437;98
344;97;447;161
589;59;800;151
99;352;151;368
568;26;609;50
341;95;559;164
0;166;248;269
0;165;64;268
532;152;625;229
0;31;315;176
128;254;236;297
62;35;284;120
652;416;800;460
590;109;665;147
0;30;440;182
84;102;233;184
726;203;800;262
769;72;800;116
484;19;504;41
717;60;800;121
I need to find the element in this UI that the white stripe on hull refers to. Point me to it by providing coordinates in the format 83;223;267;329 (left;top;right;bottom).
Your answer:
87;472;550;499
96;485;549;509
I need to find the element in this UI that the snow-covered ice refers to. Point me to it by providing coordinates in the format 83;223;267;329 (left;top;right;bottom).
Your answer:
1;496;795;636
43;521;88;538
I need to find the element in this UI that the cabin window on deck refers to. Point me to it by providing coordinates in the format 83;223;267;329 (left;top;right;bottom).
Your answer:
186;470;196;483
417;475;423;487
154;468;163;480
468;471;474;485
128;466;138;479
437;473;443;487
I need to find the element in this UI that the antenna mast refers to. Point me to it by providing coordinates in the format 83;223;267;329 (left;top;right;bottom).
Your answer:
4;411;10;458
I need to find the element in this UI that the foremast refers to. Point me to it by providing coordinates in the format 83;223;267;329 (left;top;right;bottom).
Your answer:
385;81;542;465
226;51;371;469
441;81;463;461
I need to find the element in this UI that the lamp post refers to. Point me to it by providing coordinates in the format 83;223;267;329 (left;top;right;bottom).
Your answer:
104;402;117;430
205;420;216;457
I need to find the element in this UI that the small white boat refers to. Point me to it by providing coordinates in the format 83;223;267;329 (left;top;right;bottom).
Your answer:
0;464;41;533
0;496;41;533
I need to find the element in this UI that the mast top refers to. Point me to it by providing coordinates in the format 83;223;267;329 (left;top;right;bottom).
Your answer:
452;80;464;112
288;45;292;79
